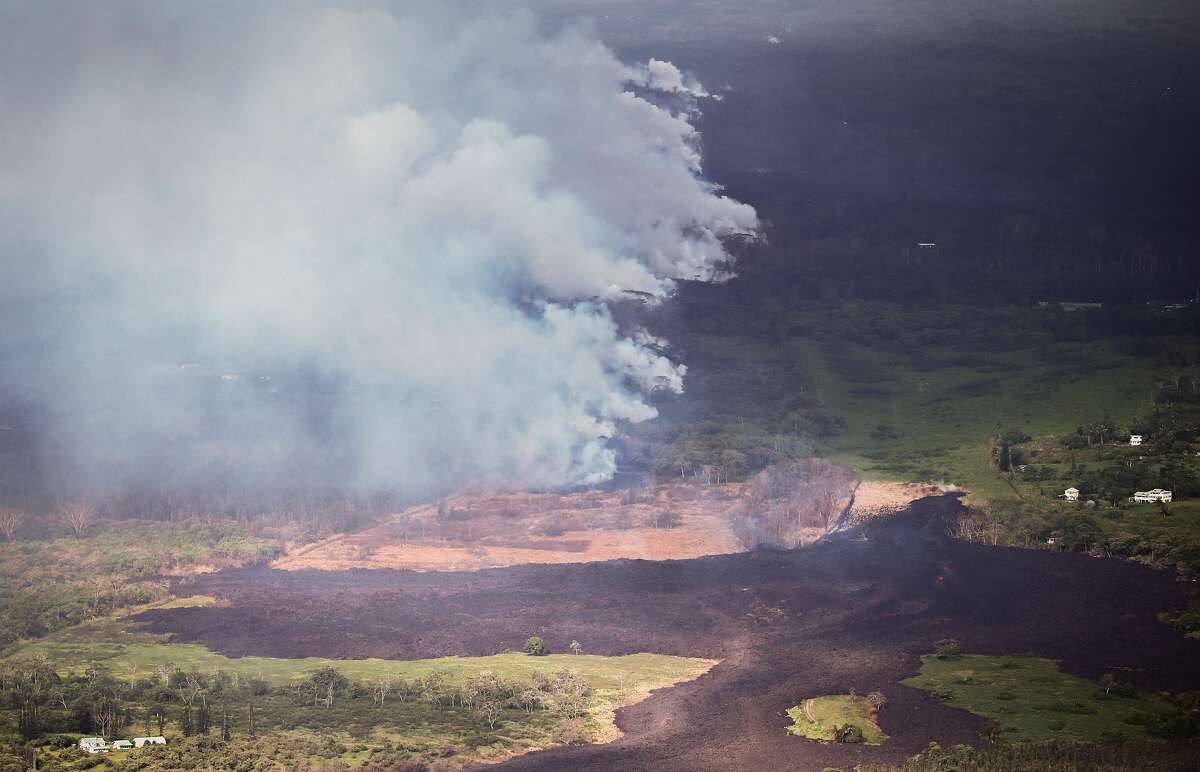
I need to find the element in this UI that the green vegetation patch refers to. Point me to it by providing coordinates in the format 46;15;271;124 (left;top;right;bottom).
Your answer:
7;622;711;694
0;520;282;649
786;695;887;745
902;654;1176;743
1;618;716;769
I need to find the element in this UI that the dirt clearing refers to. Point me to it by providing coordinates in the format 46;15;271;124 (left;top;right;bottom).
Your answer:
275;480;928;572
274;483;745;571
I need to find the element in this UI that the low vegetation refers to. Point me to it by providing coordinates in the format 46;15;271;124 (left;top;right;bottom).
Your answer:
0;521;284;651
638;300;1199;496
901;653;1197;744
786;693;887;744
0;614;715;769
859;738;1200;772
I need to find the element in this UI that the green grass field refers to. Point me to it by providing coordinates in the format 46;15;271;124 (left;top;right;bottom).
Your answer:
786;694;887;744
901;654;1177;743
7;601;713;693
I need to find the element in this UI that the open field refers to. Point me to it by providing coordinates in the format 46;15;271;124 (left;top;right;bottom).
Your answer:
9;634;712;701
786;694;887;744
125;496;1200;770
902;653;1177;743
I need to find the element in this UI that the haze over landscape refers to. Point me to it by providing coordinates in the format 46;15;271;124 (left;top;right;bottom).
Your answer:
1;1;1199;770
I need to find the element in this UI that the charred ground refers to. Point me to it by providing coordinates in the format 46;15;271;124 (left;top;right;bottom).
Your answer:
137;495;1200;770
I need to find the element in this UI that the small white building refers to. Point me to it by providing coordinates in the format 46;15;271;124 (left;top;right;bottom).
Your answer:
1063;487;1080;501
133;736;167;748
1132;488;1173;503
1130;434;1143;446
79;737;109;754
111;740;134;751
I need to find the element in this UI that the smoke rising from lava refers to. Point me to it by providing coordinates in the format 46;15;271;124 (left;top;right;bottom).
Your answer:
0;1;757;495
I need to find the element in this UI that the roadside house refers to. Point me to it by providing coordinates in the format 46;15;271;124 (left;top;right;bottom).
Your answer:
1130;434;1143;446
112;740;134;751
1132;488;1173;503
1063;487;1080;501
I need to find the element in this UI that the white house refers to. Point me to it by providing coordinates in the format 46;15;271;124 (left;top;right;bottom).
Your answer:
1130;434;1143;446
111;740;134;751
1063;487;1080;501
79;737;109;754
1132;489;1173;503
133;736;167;748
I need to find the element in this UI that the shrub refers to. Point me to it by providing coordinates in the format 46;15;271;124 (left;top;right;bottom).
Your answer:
553;718;590;745
522;636;549;656
933;639;961;659
833;724;864;743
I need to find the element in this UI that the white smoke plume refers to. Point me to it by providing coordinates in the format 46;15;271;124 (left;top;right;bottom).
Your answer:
0;1;758;494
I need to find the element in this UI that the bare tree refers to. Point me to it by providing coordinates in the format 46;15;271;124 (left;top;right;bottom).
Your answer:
732;460;858;549
58;500;95;538
372;674;397;706
0;507;24;541
474;697;502;728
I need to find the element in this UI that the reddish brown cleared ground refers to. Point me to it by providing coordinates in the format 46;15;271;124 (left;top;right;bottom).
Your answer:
273;480;932;572
139;496;1200;771
273;482;746;571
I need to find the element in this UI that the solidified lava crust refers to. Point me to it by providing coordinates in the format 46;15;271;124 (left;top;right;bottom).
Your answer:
136;496;1200;770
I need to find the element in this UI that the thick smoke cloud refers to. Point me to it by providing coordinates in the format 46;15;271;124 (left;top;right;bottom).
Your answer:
0;2;757;495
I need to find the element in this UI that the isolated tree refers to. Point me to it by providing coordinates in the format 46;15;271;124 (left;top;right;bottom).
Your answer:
469;695;500;728
304;667;348;707
0;507;24;541
523;636;549;656
58;500;95;538
866;691;887;714
569;640;582;656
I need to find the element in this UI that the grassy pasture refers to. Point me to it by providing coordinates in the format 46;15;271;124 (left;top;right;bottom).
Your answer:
786;694;887;744
901;654;1176;743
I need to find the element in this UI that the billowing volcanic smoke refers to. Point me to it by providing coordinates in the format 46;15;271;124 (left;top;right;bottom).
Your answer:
0;2;757;496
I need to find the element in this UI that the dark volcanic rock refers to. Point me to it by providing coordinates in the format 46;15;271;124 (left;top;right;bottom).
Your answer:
136;495;1200;770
